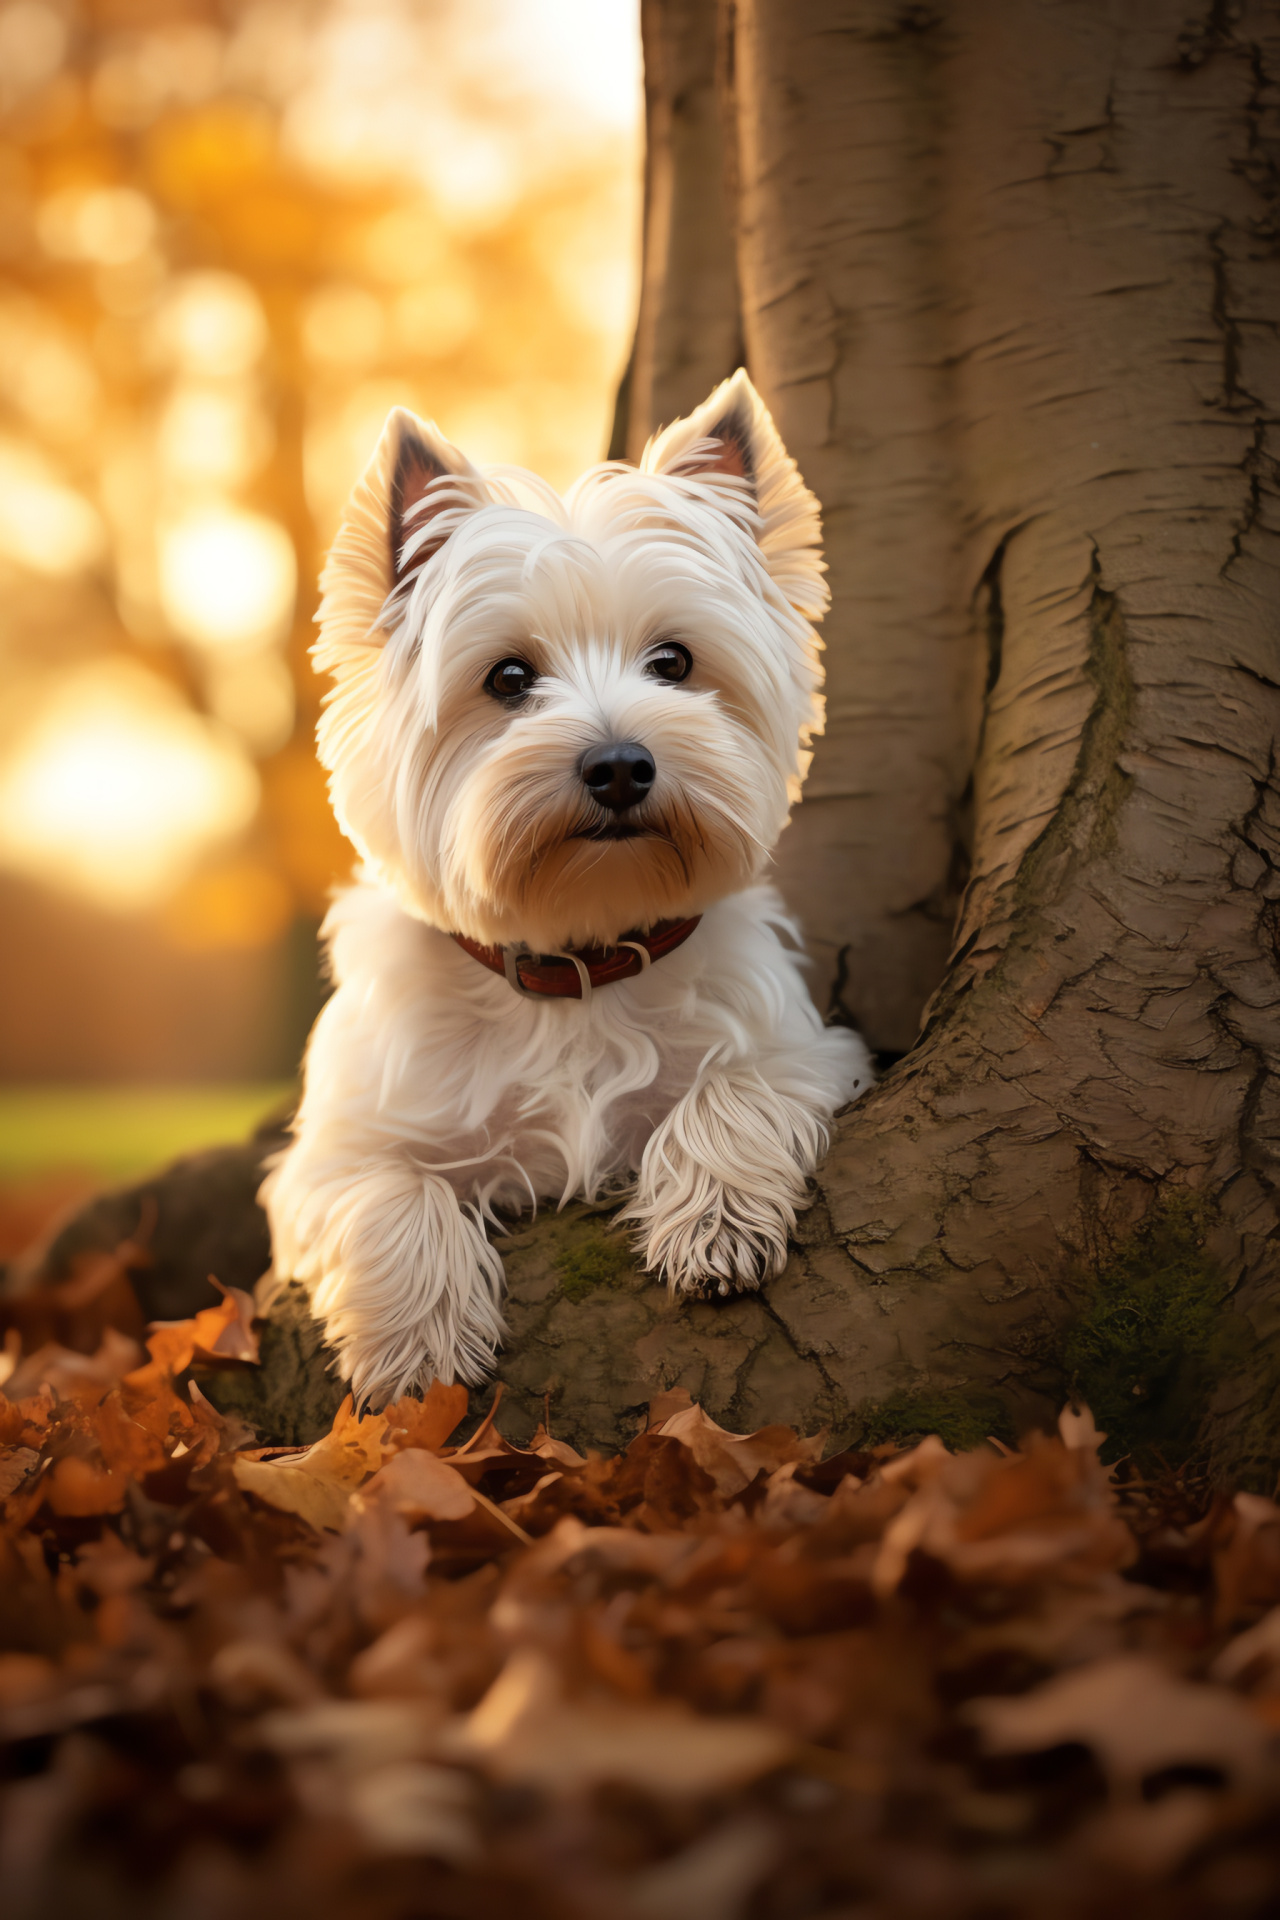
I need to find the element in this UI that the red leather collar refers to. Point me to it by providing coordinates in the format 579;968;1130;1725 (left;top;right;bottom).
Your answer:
452;916;701;1000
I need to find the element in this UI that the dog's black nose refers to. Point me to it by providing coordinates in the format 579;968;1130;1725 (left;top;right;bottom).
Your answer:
581;740;656;813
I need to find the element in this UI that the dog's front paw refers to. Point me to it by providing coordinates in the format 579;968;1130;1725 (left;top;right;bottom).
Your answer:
633;1175;786;1297
626;1159;795;1299
624;1069;820;1298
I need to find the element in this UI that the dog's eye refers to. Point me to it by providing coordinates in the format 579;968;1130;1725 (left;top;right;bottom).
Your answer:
485;658;537;700
645;642;692;684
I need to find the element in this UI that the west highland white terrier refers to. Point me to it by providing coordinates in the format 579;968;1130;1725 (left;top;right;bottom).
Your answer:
262;370;872;1404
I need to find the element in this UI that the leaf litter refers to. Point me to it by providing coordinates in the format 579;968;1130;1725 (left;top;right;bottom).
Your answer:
2;1317;1280;1917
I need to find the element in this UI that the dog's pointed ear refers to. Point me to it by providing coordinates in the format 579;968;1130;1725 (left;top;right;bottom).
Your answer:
642;369;828;621
315;408;485;671
387;414;481;586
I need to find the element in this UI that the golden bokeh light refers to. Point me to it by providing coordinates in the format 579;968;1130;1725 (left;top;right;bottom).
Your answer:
0;438;103;574
159;508;297;654
157;383;273;491
302;283;386;369
155;271;269;379
36;185;156;265
202;648;297;759
0;661;259;910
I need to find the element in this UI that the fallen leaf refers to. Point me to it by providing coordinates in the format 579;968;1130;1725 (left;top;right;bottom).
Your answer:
346;1761;478;1861
872;1429;1134;1597
0;1446;41;1499
233;1395;390;1531
1058;1402;1108;1455
1214;1492;1280;1627
447;1648;794;1794
1211;1605;1280;1688
654;1404;823;1496
44;1453;128;1517
3;1328;143;1404
967;1655;1274;1795
131;1287;259;1388
356;1447;475;1521
384;1380;470;1452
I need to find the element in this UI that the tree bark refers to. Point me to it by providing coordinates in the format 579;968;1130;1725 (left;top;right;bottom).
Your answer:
609;0;742;461
732;0;980;1050
761;0;1280;1462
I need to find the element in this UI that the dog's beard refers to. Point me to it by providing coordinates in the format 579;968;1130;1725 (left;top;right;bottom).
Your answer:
432;720;766;951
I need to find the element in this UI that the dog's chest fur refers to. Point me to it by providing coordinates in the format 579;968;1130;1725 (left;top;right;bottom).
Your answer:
302;875;853;1217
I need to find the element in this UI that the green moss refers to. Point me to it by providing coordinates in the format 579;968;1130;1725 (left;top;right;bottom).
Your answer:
556;1227;633;1303
854;1387;1016;1453
1062;1195;1252;1467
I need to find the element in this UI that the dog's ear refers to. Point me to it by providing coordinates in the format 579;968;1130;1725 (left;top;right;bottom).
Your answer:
642;369;828;621
315;408;486;671
387;415;482;586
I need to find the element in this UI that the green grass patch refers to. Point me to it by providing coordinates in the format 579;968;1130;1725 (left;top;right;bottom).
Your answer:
0;1083;295;1181
1062;1194;1252;1467
557;1226;633;1303
854;1386;1016;1452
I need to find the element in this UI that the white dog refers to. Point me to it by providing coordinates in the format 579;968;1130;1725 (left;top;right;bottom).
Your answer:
262;371;871;1405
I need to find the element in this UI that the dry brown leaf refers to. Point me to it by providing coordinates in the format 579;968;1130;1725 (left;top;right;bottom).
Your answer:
0;1652;59;1709
356;1447;476;1521
653;1404;823;1496
384;1380;470;1452
0;1446;40;1500
1058;1402;1109;1455
233;1395;390;1532
1211;1605;1280;1688
189;1283;260;1365
967;1655;1275;1795
872;1424;1134;1597
446;1648;794;1794
528;1422;586;1468
3;1328;143;1405
131;1288;259;1389
345;1762;477;1861
1213;1491;1280;1627
44;1453;128;1517
259;1698;439;1770
348;1616;442;1699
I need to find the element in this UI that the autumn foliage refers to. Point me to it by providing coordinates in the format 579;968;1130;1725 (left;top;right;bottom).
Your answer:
3;1300;1280;1918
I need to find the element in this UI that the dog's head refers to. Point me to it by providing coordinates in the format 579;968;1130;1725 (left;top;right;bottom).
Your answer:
313;370;829;950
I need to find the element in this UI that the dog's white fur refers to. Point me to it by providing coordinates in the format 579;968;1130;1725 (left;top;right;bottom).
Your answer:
262;370;871;1404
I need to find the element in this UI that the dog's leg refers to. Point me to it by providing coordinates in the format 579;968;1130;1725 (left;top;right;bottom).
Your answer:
624;1066;829;1297
263;1147;506;1407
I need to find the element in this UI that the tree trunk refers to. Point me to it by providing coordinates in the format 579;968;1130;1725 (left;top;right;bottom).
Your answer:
738;0;1280;1468
608;0;742;461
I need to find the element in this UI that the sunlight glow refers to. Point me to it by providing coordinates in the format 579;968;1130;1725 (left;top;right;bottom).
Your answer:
203;647;297;756
37;186;157;264
157;383;272;488
0;440;104;575
156;272;268;378
159;507;296;652
0;661;260;909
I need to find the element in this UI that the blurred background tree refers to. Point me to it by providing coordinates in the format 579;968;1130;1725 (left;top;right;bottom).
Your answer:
0;0;639;1127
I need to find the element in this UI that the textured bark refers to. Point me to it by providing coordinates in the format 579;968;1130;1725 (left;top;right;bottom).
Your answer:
732;0;979;1048
788;0;1280;1452
610;0;741;461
